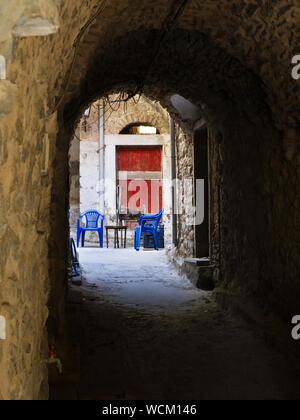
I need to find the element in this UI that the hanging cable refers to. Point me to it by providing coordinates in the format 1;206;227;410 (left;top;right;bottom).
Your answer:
53;0;108;113
65;0;190;128
138;0;191;96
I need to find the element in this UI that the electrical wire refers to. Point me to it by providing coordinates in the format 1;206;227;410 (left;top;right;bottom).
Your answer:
64;0;189;127
138;0;191;95
53;0;108;113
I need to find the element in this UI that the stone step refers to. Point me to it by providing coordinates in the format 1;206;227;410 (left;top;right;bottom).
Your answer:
182;258;215;291
184;257;211;266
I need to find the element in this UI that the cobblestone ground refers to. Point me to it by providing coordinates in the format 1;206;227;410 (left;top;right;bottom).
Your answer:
60;248;300;400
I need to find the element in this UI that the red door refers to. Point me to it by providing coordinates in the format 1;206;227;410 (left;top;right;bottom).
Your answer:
117;146;163;215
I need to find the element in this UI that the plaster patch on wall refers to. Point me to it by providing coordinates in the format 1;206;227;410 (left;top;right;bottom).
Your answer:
13;17;58;37
0;55;6;79
0;316;6;340
41;134;50;175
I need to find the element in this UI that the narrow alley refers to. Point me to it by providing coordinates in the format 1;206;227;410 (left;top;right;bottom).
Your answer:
52;249;300;400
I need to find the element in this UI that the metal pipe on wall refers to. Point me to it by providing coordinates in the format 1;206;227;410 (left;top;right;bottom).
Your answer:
99;100;105;213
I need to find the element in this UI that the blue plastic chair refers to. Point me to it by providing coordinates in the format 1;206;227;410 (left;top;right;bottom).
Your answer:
77;211;105;248
135;209;164;251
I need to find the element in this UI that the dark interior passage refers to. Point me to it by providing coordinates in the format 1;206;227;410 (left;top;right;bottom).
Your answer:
50;249;300;400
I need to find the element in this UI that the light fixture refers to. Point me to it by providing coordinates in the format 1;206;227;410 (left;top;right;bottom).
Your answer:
84;107;91;118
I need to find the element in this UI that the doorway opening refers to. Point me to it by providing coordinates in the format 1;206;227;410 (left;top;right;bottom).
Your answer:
120;123;159;135
69;94;174;250
116;145;163;231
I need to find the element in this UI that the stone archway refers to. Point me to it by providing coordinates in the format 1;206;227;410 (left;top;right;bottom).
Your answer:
104;95;170;135
0;0;299;400
53;19;299;399
56;26;277;311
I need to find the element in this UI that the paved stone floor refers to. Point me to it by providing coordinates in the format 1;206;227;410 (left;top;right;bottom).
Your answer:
78;248;207;309
56;248;300;400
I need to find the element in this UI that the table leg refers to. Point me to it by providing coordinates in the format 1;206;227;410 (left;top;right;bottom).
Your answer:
117;229;120;248
106;229;109;248
124;228;127;248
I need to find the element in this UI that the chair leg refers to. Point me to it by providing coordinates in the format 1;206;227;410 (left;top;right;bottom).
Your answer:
116;229;120;249
153;232;159;251
98;231;103;248
77;230;81;248
114;230;117;249
81;232;85;248
135;227;142;251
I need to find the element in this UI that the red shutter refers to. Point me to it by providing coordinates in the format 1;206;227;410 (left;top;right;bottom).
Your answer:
117;146;163;215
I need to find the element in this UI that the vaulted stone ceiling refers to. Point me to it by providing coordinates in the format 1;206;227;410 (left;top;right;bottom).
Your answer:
1;1;298;129
57;0;299;130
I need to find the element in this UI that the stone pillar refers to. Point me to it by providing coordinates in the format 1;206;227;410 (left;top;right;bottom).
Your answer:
194;128;209;258
69;130;80;237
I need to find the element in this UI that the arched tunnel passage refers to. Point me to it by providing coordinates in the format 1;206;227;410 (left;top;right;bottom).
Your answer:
47;24;300;399
52;27;276;323
0;0;299;401
50;85;298;399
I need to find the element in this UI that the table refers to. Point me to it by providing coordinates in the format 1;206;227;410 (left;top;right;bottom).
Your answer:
105;226;127;249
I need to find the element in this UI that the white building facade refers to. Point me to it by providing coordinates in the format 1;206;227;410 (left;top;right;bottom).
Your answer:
70;96;172;246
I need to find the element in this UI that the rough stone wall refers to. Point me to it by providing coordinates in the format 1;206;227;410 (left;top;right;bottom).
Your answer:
0;0;100;401
62;2;299;323
209;130;221;273
0;0;299;400
262;127;300;316
207;116;300;319
76;95;170;138
175;125;195;259
104;95;170;135
69;130;80;239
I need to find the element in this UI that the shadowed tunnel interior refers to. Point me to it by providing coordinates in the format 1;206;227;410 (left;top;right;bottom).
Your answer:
55;25;296;323
0;0;299;400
